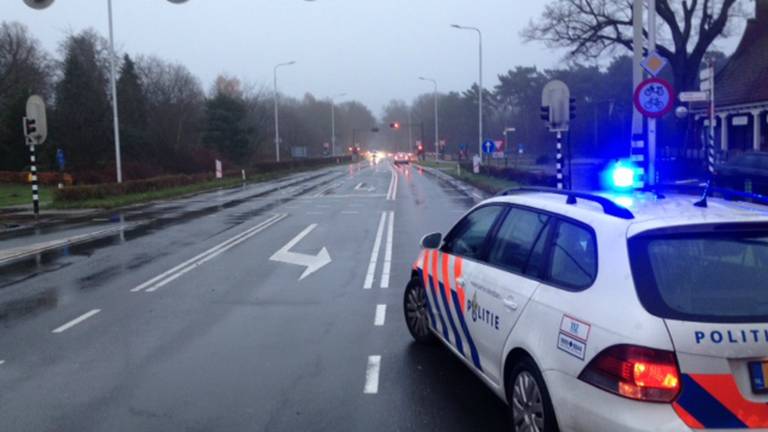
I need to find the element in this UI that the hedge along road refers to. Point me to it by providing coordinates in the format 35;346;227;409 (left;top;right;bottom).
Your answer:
0;159;515;432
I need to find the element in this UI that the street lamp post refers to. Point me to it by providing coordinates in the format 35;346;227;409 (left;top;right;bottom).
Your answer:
451;24;483;161
27;0;189;184
418;77;439;160
273;61;296;163
330;92;347;157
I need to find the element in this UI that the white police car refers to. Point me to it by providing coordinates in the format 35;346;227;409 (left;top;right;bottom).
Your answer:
403;186;768;431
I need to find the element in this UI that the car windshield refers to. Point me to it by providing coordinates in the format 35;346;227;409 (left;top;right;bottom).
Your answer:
630;228;768;322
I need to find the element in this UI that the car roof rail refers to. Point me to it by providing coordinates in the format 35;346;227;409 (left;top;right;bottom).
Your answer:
654;182;768;209
497;187;635;220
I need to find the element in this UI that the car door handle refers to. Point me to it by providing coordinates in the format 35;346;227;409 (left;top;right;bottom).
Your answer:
503;298;519;311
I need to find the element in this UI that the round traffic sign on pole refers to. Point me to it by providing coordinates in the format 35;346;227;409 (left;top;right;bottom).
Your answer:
633;77;676;118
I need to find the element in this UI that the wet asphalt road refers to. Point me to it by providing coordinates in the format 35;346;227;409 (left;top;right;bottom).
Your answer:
0;161;509;432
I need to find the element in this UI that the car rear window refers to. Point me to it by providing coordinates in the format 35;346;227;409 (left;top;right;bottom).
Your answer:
629;228;768;322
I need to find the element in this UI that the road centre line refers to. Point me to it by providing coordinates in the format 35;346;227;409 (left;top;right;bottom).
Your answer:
131;214;286;293
386;168;398;201
364;212;387;289
380;211;394;288
374;304;387;326
52;309;101;334
364;355;382;394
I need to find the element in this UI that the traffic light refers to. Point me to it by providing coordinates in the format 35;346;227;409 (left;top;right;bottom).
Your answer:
540;106;550;123
389;122;400;129
24;118;37;138
569;98;576;120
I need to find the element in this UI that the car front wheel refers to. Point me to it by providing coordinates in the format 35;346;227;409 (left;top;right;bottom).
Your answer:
403;277;435;344
507;357;559;432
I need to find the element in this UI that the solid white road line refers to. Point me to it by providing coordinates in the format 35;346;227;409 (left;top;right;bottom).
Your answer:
364;355;382;394
131;214;285;293
374;304;387;326
386;167;399;201
380;211;394;288
52;309;101;334
363;212;387;289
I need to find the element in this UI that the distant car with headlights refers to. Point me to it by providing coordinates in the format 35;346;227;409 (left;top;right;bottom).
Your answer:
394;152;410;165
403;186;768;431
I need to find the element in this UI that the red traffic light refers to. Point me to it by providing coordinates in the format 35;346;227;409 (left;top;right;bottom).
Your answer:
389;122;400;129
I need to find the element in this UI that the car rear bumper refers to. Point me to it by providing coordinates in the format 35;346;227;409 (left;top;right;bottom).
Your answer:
543;370;691;432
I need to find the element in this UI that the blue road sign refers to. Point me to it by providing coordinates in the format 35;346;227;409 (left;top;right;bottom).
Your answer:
482;140;496;154
56;148;65;170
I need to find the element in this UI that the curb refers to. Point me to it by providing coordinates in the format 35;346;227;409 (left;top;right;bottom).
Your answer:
417;164;489;204
0;225;132;266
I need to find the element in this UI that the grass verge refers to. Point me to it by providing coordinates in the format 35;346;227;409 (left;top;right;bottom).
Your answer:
0;183;53;208
418;160;518;194
50;167;330;210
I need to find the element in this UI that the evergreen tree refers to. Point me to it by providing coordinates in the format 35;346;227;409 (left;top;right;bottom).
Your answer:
117;54;148;164
53;30;112;172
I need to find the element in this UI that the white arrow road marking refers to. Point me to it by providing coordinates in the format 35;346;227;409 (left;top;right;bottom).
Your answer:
52;309;101;334
132;214;286;293
270;224;331;281
354;182;375;192
364;355;382;394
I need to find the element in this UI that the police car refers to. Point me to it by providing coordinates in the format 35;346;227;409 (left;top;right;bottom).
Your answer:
403;185;768;431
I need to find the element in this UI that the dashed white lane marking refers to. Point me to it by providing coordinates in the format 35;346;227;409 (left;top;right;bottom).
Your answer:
0;360;5;366
380;211;394;288
52;309;101;334
364;355;382;394
132;214;286;293
374;305;387;326
472;192;483;199
364;212;387;289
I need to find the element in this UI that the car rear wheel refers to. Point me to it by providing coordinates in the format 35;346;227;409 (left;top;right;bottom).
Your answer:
403;277;435;344
507;357;558;432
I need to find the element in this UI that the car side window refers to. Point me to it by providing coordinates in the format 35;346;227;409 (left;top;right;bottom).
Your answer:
487;208;550;274
441;205;504;260
548;221;598;288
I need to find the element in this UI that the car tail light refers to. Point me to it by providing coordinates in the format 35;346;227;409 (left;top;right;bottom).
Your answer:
578;345;680;403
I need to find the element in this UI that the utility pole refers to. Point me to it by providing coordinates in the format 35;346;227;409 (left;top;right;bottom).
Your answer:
631;0;646;186
647;0;657;185
273;61;296;162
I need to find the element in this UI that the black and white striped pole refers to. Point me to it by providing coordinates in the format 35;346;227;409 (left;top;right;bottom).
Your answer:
556;131;564;190
28;142;40;218
23;95;48;221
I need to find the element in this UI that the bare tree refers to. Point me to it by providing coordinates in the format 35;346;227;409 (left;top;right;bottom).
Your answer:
524;0;745;91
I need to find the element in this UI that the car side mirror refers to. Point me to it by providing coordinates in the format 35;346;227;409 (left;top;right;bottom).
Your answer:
420;232;442;250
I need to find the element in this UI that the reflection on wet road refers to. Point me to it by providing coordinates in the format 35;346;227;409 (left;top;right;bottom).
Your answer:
0;161;510;432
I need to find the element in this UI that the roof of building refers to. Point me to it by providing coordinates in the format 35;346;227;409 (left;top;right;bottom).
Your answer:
715;0;768;108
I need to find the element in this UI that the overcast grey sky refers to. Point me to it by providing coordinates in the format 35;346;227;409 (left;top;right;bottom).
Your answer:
5;0;744;115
